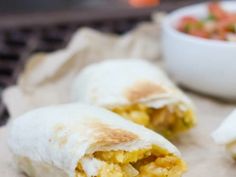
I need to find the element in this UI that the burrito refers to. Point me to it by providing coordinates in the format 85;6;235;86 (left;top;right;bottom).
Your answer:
8;103;186;177
71;59;196;137
212;109;236;158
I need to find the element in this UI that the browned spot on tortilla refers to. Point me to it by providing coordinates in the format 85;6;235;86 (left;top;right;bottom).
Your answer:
90;122;138;147
54;124;65;133
52;124;68;147
57;136;68;147
125;80;168;103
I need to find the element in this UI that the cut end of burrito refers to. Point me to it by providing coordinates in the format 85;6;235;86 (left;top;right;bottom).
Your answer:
76;145;186;177
71;59;196;138
8;103;186;177
226;142;236;159
112;103;196;138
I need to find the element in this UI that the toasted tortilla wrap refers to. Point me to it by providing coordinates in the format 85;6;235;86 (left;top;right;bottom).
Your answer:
212;109;236;158
8;103;186;177
71;59;196;137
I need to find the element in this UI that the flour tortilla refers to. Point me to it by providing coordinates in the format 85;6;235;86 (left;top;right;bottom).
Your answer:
212;109;236;157
71;59;194;114
8;103;180;177
212;110;236;145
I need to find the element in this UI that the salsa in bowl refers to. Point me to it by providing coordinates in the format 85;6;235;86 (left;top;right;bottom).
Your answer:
177;3;236;41
162;2;236;100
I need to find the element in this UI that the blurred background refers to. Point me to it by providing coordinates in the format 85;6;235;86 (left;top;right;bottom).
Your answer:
0;0;208;124
0;0;202;13
2;0;236;125
0;0;207;28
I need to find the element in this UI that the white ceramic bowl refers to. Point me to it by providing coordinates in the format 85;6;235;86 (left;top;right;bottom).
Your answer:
162;2;236;101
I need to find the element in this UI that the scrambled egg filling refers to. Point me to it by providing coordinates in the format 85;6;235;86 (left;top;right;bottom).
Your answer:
112;104;195;137
226;141;236;159
75;146;186;177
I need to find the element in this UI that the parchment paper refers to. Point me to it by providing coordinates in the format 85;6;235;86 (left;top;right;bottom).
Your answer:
1;93;236;177
2;17;163;118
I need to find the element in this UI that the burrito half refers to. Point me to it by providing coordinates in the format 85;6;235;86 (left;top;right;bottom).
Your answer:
212;109;236;158
71;59;196;137
8;103;186;177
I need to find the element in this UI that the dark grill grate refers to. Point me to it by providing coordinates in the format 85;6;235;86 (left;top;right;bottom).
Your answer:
0;16;151;126
0;0;205;126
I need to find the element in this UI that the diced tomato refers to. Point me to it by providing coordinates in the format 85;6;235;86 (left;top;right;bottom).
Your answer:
129;0;160;8
180;16;199;24
211;32;227;40
189;29;209;39
177;16;201;32
177;3;236;41
208;3;229;20
216;16;236;33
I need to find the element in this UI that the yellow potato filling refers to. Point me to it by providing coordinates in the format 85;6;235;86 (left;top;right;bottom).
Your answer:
75;146;186;177
226;141;236;159
112;104;196;137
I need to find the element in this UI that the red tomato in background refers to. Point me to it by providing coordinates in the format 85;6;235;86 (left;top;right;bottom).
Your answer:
208;3;229;20
177;16;201;32
177;2;236;40
129;0;160;8
189;29;209;39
